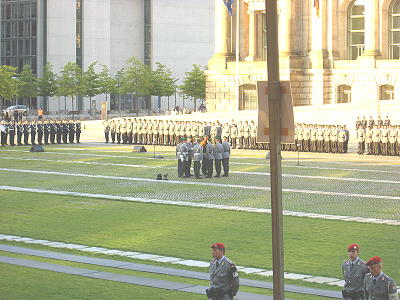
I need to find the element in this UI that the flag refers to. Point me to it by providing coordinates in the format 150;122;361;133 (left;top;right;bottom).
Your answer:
223;0;234;16
314;0;320;18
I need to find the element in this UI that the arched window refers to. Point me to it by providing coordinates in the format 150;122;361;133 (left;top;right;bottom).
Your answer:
389;0;400;59
348;0;365;60
239;84;258;110
337;85;352;103
379;85;395;100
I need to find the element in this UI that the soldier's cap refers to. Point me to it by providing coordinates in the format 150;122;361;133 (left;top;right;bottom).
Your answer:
211;243;225;250
215;136;221;140
180;137;185;141
347;243;359;252
366;256;382;266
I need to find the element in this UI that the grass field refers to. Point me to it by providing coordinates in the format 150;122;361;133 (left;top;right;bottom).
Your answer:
0;143;399;299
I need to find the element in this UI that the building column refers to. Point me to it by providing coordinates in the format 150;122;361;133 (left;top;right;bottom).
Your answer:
363;0;380;56
245;8;255;61
215;0;232;56
278;0;292;57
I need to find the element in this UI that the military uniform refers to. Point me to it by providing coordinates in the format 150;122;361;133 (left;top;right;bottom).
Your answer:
115;121;121;144
192;140;203;178
103;121;110;143
222;139;230;177
342;257;369;300
37;121;43;145
213;140;223;177
364;273;398;300
23;122;30;145
389;127;397;156
372;127;381;155
364;256;398;300
380;127;389;156
366;127;373;155
338;128;346;153
8;122;15;146
208;243;239;300
356;128;365;155
75;121;81;143
205;142;215;178
317;126;324;152
230;124;237;149
0;122;6;146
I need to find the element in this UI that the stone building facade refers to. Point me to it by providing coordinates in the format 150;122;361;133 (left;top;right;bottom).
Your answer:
206;0;400;124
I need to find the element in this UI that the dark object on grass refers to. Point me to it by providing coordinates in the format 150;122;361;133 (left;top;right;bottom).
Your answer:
156;174;162;180
163;174;168;180
132;146;147;152
30;145;44;152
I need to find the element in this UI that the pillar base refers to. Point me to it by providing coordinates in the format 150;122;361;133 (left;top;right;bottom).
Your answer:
245;56;255;62
362;49;381;57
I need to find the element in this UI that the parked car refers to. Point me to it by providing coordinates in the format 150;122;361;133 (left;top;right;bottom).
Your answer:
4;105;29;116
3;105;29;120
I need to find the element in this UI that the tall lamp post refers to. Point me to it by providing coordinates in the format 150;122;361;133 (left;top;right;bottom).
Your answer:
265;0;285;299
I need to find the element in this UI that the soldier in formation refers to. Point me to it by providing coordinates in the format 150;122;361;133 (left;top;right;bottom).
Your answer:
290;123;349;154
0;119;81;146
356;123;400;156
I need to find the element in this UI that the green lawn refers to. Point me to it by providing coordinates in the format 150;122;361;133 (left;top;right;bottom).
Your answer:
0;148;399;219
0;144;399;299
0;191;398;283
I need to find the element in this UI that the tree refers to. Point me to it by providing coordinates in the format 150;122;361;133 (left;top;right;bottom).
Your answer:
179;64;206;111
98;64;115;103
57;62;82;111
124;57;152;109
81;62;102;115
38;63;58;111
111;68;127;114
150;62;177;111
0;65;18;106
17;64;38;107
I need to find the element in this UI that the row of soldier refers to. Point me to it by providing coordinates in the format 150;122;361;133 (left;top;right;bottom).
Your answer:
176;136;231;179
356;124;400;156
0;119;81;146
287;123;350;153
103;119;259;149
355;115;392;129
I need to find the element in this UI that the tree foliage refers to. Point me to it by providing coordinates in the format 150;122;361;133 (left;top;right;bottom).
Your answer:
124;57;152;97
179;64;206;109
0;65;18;100
17;64;38;99
150;62;177;98
38;63;57;98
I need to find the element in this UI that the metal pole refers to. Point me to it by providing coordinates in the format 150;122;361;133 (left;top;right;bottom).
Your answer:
265;1;284;299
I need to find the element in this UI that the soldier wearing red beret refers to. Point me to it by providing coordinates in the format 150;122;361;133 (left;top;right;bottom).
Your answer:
342;243;369;300
206;243;239;300
364;256;398;300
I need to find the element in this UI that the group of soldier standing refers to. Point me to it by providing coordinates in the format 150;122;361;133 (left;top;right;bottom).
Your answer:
0;119;81;146
103;118;259;150
342;243;398;300
176;135;231;179
355;116;400;156
289;123;350;153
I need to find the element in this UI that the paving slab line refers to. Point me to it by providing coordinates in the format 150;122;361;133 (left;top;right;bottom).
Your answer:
0;255;274;300
0;244;341;299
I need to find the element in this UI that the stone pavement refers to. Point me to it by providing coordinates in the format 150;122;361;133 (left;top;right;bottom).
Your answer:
0;255;275;300
0;244;342;299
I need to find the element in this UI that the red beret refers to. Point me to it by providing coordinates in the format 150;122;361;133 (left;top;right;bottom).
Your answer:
366;256;382;266
347;243;359;251
211;243;225;249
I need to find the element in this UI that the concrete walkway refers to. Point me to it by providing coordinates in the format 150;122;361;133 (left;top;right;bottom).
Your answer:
0;255;276;300
0;244;341;299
